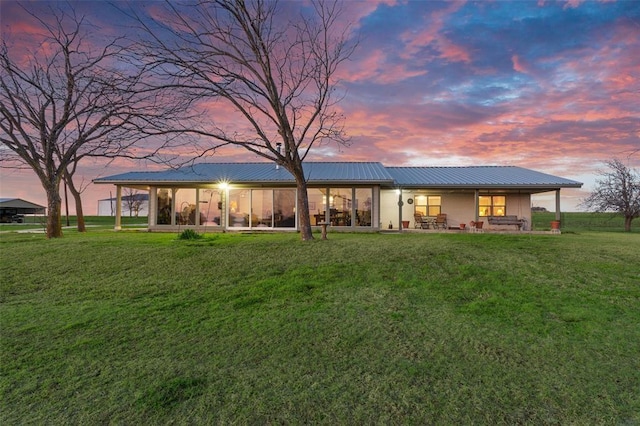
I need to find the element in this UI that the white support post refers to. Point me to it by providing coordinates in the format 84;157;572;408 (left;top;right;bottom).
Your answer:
115;185;122;231
398;189;404;232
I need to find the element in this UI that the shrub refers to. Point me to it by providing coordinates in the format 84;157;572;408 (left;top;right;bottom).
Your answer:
177;229;202;240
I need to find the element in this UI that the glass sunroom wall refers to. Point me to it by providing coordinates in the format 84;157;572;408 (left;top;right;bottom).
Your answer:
156;189;172;225
274;189;296;228
228;189;251;227
175;188;197;225
330;188;352;226
252;189;273;227
355;188;372;227
308;188;326;225
199;189;222;226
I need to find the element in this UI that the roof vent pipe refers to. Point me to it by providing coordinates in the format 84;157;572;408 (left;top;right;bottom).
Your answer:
276;143;282;170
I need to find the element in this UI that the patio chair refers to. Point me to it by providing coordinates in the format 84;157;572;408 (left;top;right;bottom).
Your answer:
434;213;448;230
413;213;430;229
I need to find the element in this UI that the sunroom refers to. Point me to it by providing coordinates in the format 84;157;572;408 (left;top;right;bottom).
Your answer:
94;162;393;232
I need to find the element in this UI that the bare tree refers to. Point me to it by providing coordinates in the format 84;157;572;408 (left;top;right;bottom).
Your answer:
133;0;356;240
0;5;190;238
581;158;640;232
123;188;144;217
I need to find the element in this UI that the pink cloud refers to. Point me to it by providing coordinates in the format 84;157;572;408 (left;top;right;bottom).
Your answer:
399;1;471;64
512;55;530;74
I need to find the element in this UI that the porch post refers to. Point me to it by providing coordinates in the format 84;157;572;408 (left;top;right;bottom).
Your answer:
115;185;122;231
555;189;561;222
149;187;157;227
474;189;479;223
398;189;404;232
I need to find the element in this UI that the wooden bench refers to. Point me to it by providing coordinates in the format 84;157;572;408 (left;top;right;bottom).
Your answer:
487;215;527;230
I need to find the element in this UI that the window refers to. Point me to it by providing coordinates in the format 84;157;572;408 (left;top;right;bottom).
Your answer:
273;189;296;228
355;188;372;227
310;187;374;227
199;189;222;226
227;188;296;228
228;189;251;227
308;188;326;225
414;195;441;217
328;188;352;226
175;188;197;225
479;195;506;217
156;189;172;225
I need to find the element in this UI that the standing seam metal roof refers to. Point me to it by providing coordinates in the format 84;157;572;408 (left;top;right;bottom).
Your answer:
94;162;395;184
94;163;583;188
385;166;583;187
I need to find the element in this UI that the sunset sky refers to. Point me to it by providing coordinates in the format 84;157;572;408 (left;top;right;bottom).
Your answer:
1;0;639;213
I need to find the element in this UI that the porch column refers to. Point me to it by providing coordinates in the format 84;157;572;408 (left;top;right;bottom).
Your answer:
149;187;157;227
398;189;403;232
474;189;480;223
115;185;122;231
555;189;561;222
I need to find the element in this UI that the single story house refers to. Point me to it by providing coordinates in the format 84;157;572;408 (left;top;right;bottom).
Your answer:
93;162;583;232
0;198;46;223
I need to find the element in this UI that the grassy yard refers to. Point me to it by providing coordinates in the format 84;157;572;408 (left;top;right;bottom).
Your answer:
1;229;639;424
531;211;634;232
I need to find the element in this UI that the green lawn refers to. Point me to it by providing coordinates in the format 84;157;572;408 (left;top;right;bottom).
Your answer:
1;230;639;424
531;211;634;232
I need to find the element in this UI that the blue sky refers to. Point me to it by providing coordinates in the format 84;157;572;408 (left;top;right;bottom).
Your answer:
1;0;639;212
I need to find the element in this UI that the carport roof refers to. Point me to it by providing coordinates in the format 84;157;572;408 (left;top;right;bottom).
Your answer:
0;198;46;212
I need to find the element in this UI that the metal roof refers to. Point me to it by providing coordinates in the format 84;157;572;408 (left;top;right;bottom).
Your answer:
0;198;46;212
386;166;583;189
94;162;582;189
94;162;395;185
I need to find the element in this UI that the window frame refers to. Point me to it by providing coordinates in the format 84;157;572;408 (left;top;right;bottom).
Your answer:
414;195;441;217
479;195;506;217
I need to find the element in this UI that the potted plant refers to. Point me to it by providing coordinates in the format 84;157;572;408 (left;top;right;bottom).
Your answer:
550;220;560;230
459;223;466;230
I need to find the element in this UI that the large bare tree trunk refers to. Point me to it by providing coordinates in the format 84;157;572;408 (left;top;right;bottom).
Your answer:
624;216;632;232
293;174;313;241
44;182;63;238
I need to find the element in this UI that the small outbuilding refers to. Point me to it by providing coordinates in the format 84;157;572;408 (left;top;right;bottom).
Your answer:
0;198;46;223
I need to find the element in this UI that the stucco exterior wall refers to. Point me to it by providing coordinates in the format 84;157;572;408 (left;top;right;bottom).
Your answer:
380;189;532;230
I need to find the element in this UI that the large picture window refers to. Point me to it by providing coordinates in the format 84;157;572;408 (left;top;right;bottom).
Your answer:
308;188;326;225
355;188;372;227
175;188;197;225
414;195;441;217
156;189;172;225
329;188;352;226
199;189;222;226
228;188;296;228
311;187;373;227
479;195;506;217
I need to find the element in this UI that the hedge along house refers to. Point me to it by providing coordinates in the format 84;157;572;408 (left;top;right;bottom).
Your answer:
93;162;582;232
